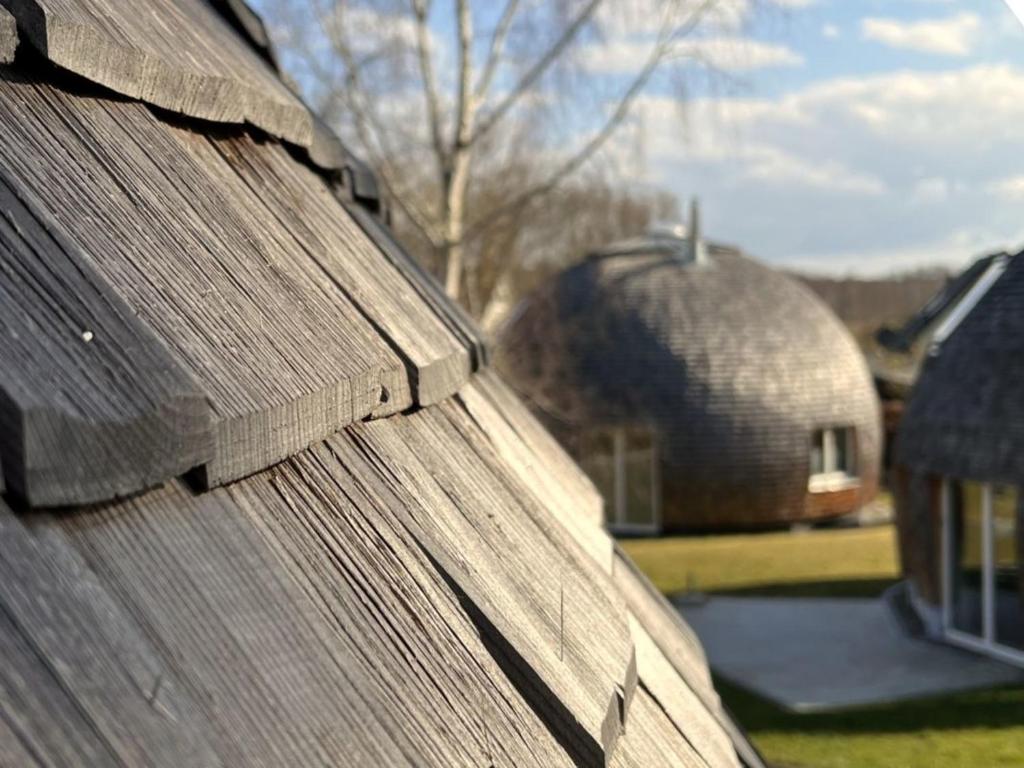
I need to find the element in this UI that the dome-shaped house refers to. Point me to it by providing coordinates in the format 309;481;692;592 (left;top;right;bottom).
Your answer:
892;251;1024;665
499;211;882;533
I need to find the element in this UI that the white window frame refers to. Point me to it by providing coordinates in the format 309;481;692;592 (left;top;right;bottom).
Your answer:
940;478;1024;667
808;426;859;493
606;426;661;536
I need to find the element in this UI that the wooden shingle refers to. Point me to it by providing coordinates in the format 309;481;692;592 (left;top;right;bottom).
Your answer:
335;407;637;765
0;170;213;505
2;0;312;145
0;72;415;489
0;499;220;766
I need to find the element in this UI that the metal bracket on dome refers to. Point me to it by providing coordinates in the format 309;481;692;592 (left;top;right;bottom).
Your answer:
587;198;708;265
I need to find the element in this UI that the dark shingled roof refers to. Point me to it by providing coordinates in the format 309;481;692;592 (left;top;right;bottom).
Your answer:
0;2;760;766
896;251;1024;485
499;239;882;528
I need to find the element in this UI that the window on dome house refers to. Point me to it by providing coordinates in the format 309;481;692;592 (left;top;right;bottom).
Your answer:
809;426;857;492
579;426;660;535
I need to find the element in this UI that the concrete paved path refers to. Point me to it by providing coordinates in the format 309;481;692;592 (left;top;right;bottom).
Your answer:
677;596;1024;712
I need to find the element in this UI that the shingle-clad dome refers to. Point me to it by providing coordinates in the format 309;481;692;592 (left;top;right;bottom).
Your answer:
499;232;882;530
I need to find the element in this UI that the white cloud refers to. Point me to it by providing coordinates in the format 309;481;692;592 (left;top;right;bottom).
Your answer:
583;37;804;74
988;175;1024;199
911;177;950;203
860;13;981;56
596;0;753;38
610;63;1024;274
822;24;840;39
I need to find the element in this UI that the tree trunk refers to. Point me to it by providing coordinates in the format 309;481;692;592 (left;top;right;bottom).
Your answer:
442;149;472;299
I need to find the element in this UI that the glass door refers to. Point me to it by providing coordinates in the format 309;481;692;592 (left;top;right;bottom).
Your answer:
993;485;1024;651
942;479;1024;665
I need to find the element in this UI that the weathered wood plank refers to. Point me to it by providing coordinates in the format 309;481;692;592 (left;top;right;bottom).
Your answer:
457;370;612;570
0;71;411;488
0;6;16;62
629;615;741;768
1;0;312;144
0;169;213;506
186;129;473;407
346;200;490;370
614;548;766;768
0;499;220;766
55;473;579;767
337;405;637;766
611;687;708;768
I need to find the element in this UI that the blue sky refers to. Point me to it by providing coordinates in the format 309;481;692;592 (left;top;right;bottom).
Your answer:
262;0;1024;276
620;0;1024;275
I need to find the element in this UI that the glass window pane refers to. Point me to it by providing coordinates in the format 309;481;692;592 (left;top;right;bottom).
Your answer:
579;430;615;519
951;480;985;637
834;428;849;474
993;485;1024;650
623;428;655;528
810;430;824;476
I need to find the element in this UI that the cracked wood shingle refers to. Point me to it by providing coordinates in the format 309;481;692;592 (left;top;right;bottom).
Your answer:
0;170;213;506
0;71;411;490
629;616;741;768
1;0;312;145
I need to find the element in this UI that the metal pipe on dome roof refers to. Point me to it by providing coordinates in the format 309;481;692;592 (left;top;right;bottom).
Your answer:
688;197;707;264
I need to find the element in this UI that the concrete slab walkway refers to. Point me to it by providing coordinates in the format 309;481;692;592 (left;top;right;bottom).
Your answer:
676;596;1024;712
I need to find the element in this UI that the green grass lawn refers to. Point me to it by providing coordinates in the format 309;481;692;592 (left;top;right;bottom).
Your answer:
620;525;1024;768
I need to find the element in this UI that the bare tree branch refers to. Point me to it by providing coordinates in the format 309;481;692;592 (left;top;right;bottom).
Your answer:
411;0;448;168
462;0;717;244
312;0;443;245
471;0;602;145
474;0;520;101
453;0;476;150
268;0;753;307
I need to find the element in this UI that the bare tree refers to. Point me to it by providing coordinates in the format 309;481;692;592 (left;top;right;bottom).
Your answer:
263;0;739;304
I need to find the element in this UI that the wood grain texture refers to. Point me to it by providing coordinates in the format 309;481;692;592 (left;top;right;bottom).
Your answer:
339;403;636;765
347;200;490;371
189;129;473;407
0;71;411;488
0;499;220;766
0;6;16;62
611;687;709;768
629;615;741;768
457;370;613;572
0;169;213;506
3;415;745;768
1;0;312;144
614;548;766;768
53;474;581;767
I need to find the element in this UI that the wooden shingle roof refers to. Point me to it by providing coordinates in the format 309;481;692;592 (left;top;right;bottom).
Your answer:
499;238;882;528
0;3;761;766
896;251;1024;485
